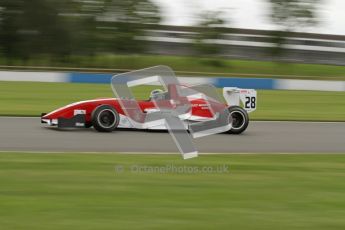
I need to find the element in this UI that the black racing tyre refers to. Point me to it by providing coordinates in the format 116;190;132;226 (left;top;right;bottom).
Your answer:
91;105;119;132
227;106;249;134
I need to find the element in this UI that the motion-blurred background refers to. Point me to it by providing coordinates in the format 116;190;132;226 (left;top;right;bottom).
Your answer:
0;0;344;67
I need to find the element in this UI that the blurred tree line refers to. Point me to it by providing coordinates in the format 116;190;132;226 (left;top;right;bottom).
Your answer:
0;0;319;65
269;0;319;58
0;0;160;63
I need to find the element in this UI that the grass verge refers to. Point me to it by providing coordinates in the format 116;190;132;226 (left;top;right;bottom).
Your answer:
0;152;345;230
1;55;345;80
0;81;344;121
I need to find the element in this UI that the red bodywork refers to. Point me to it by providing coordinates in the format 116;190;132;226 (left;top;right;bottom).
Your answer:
42;90;228;127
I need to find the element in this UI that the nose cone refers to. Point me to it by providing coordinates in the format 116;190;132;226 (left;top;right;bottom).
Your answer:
41;101;84;125
42;103;78;120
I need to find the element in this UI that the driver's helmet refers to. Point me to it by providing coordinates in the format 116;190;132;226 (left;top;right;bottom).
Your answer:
150;89;164;100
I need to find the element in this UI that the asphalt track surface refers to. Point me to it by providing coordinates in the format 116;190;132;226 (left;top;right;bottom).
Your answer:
0;117;344;153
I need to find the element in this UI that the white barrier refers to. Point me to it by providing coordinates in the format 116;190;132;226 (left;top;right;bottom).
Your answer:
0;71;68;83
276;79;345;91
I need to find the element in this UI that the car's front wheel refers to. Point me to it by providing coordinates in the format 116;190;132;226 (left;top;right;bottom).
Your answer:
227;106;249;134
91;105;119;132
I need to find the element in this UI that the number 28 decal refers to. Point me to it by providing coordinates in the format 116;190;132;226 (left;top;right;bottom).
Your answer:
245;96;256;109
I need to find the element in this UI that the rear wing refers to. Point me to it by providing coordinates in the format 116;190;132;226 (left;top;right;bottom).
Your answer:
223;87;257;113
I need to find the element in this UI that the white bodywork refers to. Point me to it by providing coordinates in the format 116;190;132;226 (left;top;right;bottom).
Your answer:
223;87;257;113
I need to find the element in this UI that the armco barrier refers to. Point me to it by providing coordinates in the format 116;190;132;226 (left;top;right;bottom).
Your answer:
0;71;344;91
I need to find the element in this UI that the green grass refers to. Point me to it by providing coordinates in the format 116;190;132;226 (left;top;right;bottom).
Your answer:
0;152;345;230
254;90;345;121
0;81;345;121
1;55;345;80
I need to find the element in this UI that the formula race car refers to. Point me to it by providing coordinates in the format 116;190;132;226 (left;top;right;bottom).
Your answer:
41;84;257;134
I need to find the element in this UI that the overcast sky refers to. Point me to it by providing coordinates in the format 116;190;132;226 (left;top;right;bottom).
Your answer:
152;0;345;35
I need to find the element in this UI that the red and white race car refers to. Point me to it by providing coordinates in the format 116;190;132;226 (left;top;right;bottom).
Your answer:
41;85;257;134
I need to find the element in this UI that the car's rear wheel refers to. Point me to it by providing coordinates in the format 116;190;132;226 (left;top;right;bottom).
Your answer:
227;106;249;134
91;105;119;132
